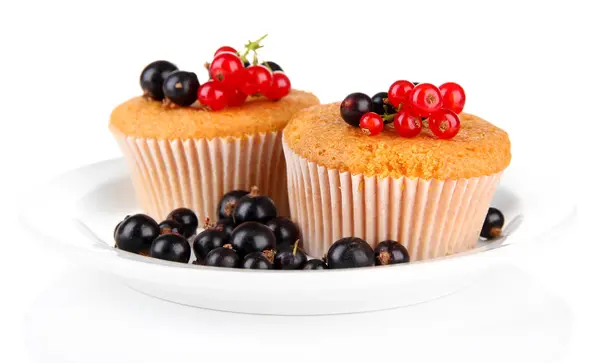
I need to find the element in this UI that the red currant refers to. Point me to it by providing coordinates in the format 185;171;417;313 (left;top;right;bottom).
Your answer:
239;65;273;95
227;87;248;107
407;83;442;117
197;80;230;111
359;112;384;136
429;109;461;139
439;82;466;114
214;46;237;57
388;80;414;108
264;72;291;100
209;52;245;88
393;109;422;138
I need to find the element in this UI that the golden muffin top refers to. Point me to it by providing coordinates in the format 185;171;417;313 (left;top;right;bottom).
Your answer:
283;103;511;180
109;90;319;139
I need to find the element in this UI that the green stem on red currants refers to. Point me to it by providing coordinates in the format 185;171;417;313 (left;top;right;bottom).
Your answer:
239;34;268;65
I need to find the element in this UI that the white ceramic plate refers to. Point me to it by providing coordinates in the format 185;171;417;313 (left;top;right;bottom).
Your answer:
21;159;574;315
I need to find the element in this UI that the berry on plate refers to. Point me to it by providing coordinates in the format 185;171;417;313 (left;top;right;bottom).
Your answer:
374;240;410;265
115;214;160;254
158;220;183;236
150;233;191;263
302;259;328;270
265;217;300;247
166;208;199;238
274;242;307;270
204;245;240;268
215;218;236;237
217;190;249;219
481;207;504;239
241;251;274;270
192;222;230;261
232;186;277;224
326;237;375;269
230;221;277;258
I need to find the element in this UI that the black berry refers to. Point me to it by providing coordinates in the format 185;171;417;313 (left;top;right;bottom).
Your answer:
340;93;373;127
166;208;198;238
158;220;183;235
265;217;300;247
205;245;239;268
261;61;283;72
372;92;397;121
217;190;249;219
215;218;236;237
374;240;409;265
163;71;200;107
192;226;229;261
115;214;160;254
481;207;505;239
113;215;130;240
303;259;328;270
241;251;273;270
274;243;307;270
140;60;178;100
327;237;374;269
230;221;276;258
150;233;191;263
232;186;277;224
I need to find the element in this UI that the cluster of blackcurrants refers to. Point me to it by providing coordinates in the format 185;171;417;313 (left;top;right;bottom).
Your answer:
139;36;291;111
340;81;466;139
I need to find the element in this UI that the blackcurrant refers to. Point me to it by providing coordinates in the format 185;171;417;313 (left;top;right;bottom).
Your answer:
340;93;373;127
113;215;130;240
140;60;178;101
205;245;239;268
241;251;273;270
215;218;236;237
372;91;397;121
192;227;229;261
326;237;374;269
230;221;276;258
158;220;183;235
166;208;199;238
303;259;328;270
274;244;307;270
163;71;200;107
115;214;160;254
217;190;249;219
150;233;191;263
243;60;251;68
261;61;283;72
232;186;277;224
265;217;300;247
374;240;409;265
481;207;505;239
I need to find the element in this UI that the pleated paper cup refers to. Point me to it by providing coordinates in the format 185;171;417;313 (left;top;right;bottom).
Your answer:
111;127;289;221
283;140;503;261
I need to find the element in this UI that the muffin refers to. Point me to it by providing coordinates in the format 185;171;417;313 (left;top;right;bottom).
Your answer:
283;103;511;261
110;90;319;221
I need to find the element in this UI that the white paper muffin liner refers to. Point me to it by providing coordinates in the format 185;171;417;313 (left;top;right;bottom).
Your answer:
111;128;289;221
283;140;503;261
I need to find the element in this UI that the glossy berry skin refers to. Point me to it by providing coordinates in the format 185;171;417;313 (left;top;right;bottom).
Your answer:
371;92;396;118
233;192;277;224
150;233;191;263
197;80;229;111
327;237;375;269
388;80;414;108
359;112;384;136
261;61;283;72
140;60;178;100
481;207;505;239
113;215;130;240
158;220;183;235
429;109;461;139
215;218;236;237
264;71;291;100
374;240;410;265
407;83;443;117
204;246;239;268
274;245;308;270
439;82;466;114
214;46;237;57
230;222;276;258
241;252;273;270
240;65;273;95
115;214;160;254
217;190;249;219
166;208;199;238
303;259;328;270
192;228;229;260
209;52;245;88
393;109;423;138
340;93;373;127
265;217;300;247
227;88;248;107
163;71;200;107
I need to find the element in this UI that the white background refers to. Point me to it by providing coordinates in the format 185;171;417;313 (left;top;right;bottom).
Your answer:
0;0;598;362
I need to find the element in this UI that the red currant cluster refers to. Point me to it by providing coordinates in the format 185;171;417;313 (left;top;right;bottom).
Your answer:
139;35;291;111
340;81;466;139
